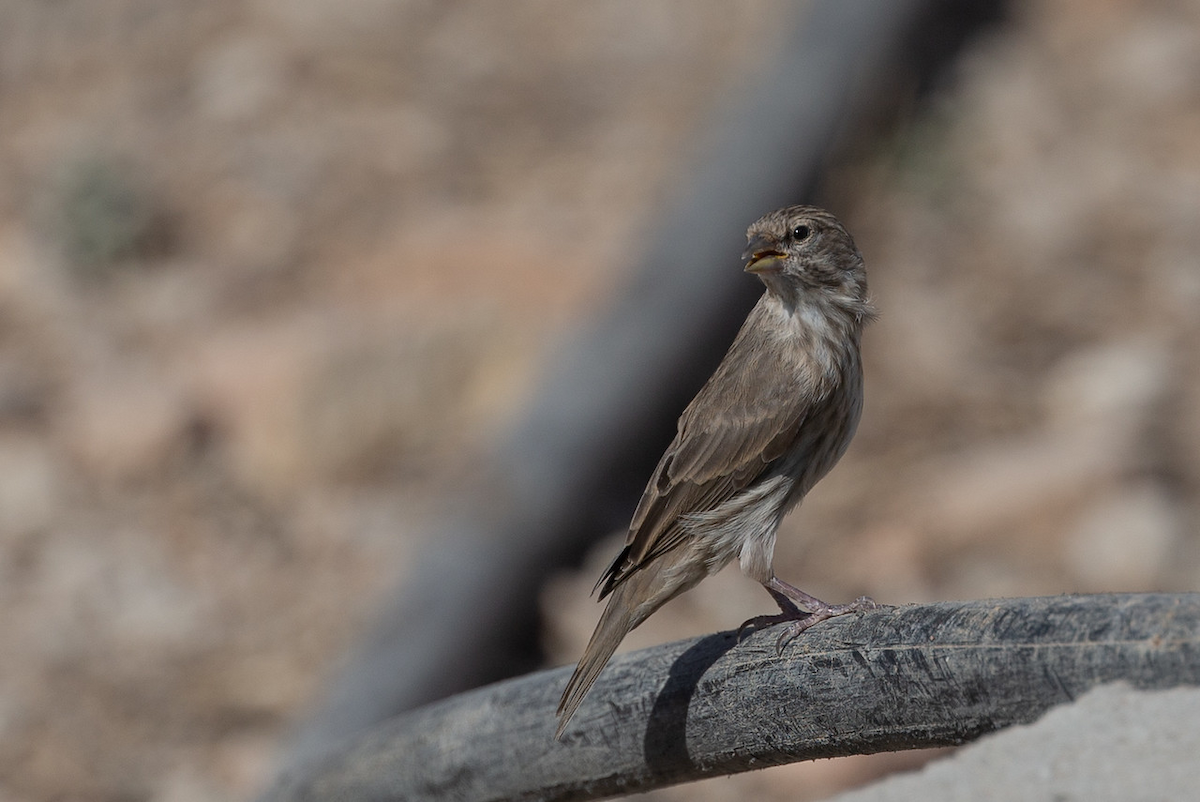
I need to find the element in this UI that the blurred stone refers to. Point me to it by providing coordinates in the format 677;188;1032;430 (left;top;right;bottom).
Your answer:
157;766;229;802
853;523;935;603
867;278;978;401
298;326;476;478
201;653;312;717
61;362;189;482
1064;482;1180;592
255;0;428;50
916;338;1172;546
30;529;209;659
0;353;49;422
361;105;449;179
110;262;221;340
0;225;72;317
211;734;279;799
0;434;62;538
190;310;507;496
1043;338;1171;456
941;551;1052;602
203;181;299;271
918;431;1114;544
193;35;289;122
1152;242;1200;326
189;316;322;498
1102;17;1200;107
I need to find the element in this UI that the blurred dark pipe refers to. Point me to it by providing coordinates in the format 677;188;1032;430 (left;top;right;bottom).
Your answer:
275;0;1008;773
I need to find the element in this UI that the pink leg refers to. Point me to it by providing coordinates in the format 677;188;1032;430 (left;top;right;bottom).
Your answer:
738;576;878;653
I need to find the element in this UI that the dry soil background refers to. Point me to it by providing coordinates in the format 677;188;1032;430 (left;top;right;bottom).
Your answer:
1;1;1198;801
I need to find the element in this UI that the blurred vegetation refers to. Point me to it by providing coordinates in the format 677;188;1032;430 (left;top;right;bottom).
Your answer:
50;155;172;275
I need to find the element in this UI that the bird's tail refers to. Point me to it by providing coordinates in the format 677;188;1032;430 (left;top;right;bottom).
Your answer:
555;553;691;739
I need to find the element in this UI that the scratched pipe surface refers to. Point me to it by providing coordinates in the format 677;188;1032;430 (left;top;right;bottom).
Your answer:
262;593;1200;802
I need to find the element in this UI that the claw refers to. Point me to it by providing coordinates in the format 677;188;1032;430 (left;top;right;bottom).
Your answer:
738;578;881;654
737;612;793;643
775;615;822;654
850;595;880;612
776;627;794;655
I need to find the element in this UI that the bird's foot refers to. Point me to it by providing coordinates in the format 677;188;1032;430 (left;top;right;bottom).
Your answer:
770;595;878;654
737;587;803;643
739;578;880;654
736;611;798;643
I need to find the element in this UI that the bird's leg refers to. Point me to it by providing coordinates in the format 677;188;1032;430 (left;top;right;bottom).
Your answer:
735;587;803;643
740;576;878;653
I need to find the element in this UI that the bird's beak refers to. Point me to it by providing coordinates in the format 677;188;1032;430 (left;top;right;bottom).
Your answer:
742;235;786;274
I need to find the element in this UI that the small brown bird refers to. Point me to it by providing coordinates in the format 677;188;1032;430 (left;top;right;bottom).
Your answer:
556;205;878;738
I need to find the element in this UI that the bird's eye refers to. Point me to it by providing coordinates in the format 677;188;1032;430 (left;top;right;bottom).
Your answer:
791;225;811;241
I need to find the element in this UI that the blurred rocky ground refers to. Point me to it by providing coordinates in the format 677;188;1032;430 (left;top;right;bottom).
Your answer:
0;1;1198;801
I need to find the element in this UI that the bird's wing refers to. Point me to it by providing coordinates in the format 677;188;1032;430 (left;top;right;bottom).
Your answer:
597;338;827;598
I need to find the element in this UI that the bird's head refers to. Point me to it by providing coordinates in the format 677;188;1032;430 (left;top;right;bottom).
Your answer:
742;205;873;320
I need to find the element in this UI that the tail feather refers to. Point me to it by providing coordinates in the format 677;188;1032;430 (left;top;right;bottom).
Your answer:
555;552;696;739
555;594;633;739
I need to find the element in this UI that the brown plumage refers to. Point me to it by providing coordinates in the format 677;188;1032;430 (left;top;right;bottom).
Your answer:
555;205;878;739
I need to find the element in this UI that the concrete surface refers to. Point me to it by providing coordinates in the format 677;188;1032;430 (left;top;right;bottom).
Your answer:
829;683;1200;801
